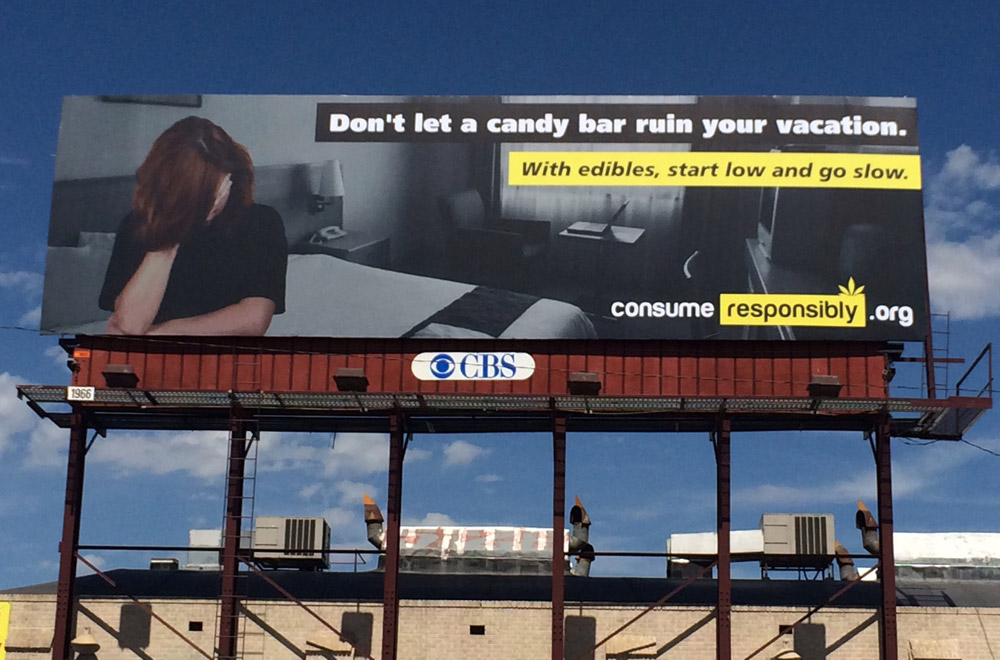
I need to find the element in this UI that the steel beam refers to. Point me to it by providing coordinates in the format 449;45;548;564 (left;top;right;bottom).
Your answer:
715;416;732;660
217;419;248;660
875;414;898;660
381;412;404;660
52;411;87;660
552;413;567;660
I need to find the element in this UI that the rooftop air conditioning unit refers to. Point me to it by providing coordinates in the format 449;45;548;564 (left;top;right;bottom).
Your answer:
253;516;331;570
759;513;835;572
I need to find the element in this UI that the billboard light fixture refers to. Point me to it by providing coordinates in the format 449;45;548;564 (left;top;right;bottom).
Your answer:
567;371;601;396
101;364;139;389
333;367;369;392
807;374;842;398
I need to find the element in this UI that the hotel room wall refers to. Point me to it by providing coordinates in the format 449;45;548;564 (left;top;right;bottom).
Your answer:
499;143;688;298
53;96;475;264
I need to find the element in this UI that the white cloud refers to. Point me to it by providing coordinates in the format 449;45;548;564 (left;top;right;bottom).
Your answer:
77;553;105;576
334;479;377;506
17;305;41;327
321;506;356;529
442;439;490;467
475;473;501;483
86;430;229;479
0;154;29;167
406;512;457;526
0;372;39;458
733;439;984;507
23;421;67;468
0;270;43;296
44;345;68;369
258;432;392;476
299;483;323;500
923;145;1000;319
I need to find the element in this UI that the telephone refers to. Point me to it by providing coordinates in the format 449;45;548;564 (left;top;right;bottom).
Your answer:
309;225;346;244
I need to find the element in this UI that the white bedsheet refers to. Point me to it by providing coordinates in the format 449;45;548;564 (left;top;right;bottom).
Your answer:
268;254;596;339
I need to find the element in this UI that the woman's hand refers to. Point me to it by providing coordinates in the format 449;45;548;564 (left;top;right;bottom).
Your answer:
105;244;179;335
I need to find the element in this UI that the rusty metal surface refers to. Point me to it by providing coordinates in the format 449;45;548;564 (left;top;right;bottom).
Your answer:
875;414;898;660
52;411;86;660
63;338;892;399
551;414;566;660
381;414;403;660
217;421;248;660
715;417;732;660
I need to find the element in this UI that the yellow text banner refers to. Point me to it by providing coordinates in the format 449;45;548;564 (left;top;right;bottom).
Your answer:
718;293;867;327
508;152;921;189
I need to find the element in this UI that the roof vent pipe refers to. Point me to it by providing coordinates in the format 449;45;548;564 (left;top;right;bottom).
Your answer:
855;500;879;555
834;540;858;581
569;494;594;577
363;494;385;549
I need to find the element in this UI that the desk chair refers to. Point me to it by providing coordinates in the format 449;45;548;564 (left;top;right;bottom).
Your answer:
437;189;550;289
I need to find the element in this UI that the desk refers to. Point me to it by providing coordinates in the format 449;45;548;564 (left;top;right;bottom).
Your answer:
559;225;645;245
295;230;391;268
558;226;646;311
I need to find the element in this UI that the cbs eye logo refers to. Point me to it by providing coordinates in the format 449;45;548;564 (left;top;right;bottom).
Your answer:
412;352;536;381
429;353;456;378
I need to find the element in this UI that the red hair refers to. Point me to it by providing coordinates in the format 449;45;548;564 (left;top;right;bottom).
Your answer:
131;116;254;250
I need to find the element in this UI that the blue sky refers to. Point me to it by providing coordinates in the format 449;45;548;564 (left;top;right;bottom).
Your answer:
1;1;999;588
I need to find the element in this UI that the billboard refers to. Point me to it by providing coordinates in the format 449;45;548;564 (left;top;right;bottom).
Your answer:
41;95;928;341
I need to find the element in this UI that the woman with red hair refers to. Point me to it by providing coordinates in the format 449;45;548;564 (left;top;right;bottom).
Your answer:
100;117;286;335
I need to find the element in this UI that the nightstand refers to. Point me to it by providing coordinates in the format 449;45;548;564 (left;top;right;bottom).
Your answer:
295;230;391;268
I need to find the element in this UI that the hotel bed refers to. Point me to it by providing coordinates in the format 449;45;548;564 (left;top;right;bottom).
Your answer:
41;239;596;339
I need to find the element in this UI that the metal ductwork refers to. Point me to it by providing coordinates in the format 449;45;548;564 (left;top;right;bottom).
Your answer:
855;499;879;555
363;493;385;549
834;540;858;581
569;494;594;577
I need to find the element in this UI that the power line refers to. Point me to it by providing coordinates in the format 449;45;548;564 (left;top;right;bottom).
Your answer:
960;438;1000;458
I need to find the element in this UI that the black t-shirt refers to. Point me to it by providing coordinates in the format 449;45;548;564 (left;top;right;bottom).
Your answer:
99;204;287;324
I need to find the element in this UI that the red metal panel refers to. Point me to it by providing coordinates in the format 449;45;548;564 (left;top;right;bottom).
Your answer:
698;348;717;396
678;349;698;396
641;344;661;395
68;338;888;399
717;348;736;397
772;343;793;396
790;350;811;397
734;344;754;397
662;352;680;396
602;350;622;395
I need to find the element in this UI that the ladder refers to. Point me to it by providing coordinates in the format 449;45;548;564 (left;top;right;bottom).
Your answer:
922;312;951;398
216;345;263;659
215;409;259;660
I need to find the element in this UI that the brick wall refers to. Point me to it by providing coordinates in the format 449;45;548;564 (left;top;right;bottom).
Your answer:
4;594;1000;659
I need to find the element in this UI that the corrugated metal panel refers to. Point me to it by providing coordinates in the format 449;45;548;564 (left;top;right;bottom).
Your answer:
67;338;889;398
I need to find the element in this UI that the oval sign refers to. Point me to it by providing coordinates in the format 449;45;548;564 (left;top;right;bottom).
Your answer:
411;352;536;381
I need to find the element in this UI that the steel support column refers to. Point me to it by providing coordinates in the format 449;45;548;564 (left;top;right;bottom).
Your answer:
714;416;732;660
552;413;567;660
52;410;87;660
217;420;248;660
381;412;404;660
875;414;898;660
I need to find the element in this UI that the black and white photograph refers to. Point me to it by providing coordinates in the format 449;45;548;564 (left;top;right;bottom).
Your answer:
41;94;928;341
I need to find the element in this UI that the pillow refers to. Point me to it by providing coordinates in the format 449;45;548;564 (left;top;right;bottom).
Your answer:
77;231;116;250
40;244;114;331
